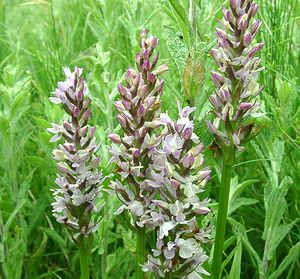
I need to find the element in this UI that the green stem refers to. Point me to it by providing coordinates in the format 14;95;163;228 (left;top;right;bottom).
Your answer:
165;272;172;279
136;226;146;279
79;240;90;279
212;144;235;279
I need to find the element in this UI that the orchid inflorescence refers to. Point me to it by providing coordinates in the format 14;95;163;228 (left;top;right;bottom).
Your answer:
142;106;211;278
207;0;264;150
47;1;265;275
109;30;212;278
109;29;168;226
48;66;104;240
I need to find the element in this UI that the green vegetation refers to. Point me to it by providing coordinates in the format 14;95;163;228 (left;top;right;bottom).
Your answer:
0;0;299;278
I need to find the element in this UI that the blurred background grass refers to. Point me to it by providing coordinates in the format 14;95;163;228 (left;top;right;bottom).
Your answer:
0;0;299;278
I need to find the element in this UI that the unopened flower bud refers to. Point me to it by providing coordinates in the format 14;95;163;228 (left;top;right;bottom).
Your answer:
182;151;195;169
82;109;91;121
152;64;168;75
182;127;193;140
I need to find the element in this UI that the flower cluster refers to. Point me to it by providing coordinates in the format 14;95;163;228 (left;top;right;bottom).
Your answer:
48;66;104;239
207;0;264;149
142;106;211;278
109;29;168;226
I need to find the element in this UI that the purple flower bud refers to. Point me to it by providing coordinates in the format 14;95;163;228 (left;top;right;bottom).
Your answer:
152;64;168;75
248;43;264;58
145;96;156;108
237;14;249;30
135;127;147;138
122;100;131;110
83;98;91;109
193;143;205;156
73;107;80;118
206;121;218;135
223;7;234;22
132;148;141;158
199;170;211;181
63;143;76;152
82;109;91;121
114;101;125;113
209;95;222;108
150;36;158;48
116;114;127;128
125;69;136;85
152;200;169;210
249;3;259;17
142;60;151;71
216;28;227;41
89;126;96;138
133;74;141;87
136;53;141;64
79;126;88;137
151;53;159;68
147;73;156;83
230;0;238;9
250;20;262;37
218;38;231;49
140;28;148;38
243;33;252;47
154;80;165;92
220;88;231;102
170;179;180;190
240;102;252;110
211;71;225;88
118;83;127;96
182;127;193;140
91;157;100;169
137;84;148;97
137;104;146;118
142;48;150;60
77;89;84;102
63;121;73;132
182;151;195;169
109;134;122;144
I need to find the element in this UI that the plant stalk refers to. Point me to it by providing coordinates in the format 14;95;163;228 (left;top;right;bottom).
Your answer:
165;272;172;279
212;144;235;279
136;226;146;279
79;240;90;279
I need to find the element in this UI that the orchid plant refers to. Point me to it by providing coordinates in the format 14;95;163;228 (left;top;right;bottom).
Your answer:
48;66;104;279
206;0;265;277
108;29;168;278
46;1;265;277
142;105;211;278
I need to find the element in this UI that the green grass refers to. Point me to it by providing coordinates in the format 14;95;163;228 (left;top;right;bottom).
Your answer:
0;0;299;278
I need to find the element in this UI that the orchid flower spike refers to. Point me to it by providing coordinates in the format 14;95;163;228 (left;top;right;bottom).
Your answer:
48;66;104;241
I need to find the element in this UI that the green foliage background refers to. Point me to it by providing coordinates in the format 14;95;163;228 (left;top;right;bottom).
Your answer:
0;0;299;278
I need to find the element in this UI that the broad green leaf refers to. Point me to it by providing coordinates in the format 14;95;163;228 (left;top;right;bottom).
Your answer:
31;232;48;259
268;242;300;279
40;227;67;251
9;91;29;123
183;51;205;106
229;197;258;215
228;178;259;215
167;0;192;47
229;218;263;274
267;219;299;261
3;199;27;241
263;177;291;240
163;25;188;76
229;238;242;279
